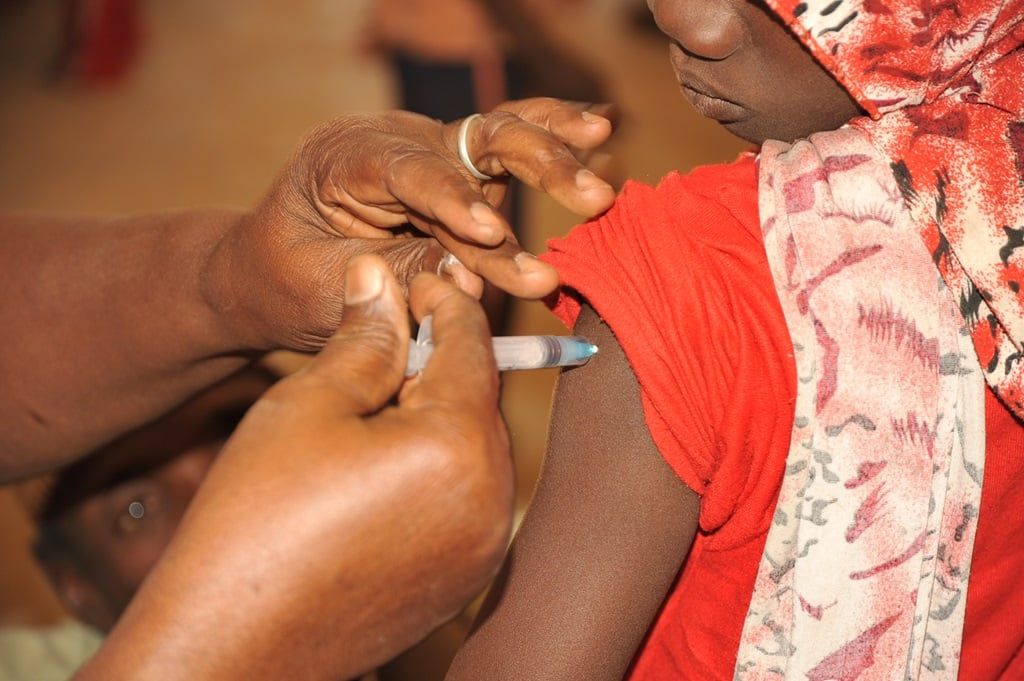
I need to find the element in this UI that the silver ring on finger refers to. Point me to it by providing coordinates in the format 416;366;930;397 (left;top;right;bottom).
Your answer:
457;113;494;181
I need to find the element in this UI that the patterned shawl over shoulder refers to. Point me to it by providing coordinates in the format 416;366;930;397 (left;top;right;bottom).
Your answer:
736;0;1022;679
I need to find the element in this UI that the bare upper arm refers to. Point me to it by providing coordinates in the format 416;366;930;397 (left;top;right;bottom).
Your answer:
446;303;700;681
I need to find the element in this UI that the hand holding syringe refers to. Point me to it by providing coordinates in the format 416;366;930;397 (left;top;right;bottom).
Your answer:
406;316;598;376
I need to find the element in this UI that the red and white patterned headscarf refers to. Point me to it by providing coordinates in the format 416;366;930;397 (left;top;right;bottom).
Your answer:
786;0;1024;408
737;0;1022;678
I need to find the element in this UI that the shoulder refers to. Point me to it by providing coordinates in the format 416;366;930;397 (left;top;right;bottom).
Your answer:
545;155;760;269
542;154;795;535
542;155;765;334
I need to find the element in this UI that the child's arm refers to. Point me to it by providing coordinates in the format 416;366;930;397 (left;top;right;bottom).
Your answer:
447;303;700;680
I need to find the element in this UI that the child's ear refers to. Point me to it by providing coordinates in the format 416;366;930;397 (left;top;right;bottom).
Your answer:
39;558;118;632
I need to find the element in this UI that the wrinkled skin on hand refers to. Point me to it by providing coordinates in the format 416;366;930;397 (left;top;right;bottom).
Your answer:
206;98;616;351
77;256;513;681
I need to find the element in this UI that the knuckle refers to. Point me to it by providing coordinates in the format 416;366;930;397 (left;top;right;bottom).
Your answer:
395;412;512;579
479;111;522;142
456;451;513;556
432;175;475;205
531;144;571;168
380;109;435;129
300;115;381;162
295;115;392;202
339;318;402;364
381;147;431;187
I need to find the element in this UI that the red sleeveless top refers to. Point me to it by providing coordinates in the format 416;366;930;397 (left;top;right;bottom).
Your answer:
543;156;1024;679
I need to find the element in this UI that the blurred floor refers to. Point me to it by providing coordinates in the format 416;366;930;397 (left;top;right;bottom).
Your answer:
0;0;745;674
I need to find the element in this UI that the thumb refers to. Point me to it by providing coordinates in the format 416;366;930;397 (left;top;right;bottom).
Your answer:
306;255;409;416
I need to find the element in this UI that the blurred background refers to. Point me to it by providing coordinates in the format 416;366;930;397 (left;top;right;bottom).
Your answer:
0;0;744;678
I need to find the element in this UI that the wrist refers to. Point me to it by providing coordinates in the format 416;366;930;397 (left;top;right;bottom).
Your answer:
200;209;279;353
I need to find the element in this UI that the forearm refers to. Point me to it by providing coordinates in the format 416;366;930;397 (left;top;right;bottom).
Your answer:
0;209;257;479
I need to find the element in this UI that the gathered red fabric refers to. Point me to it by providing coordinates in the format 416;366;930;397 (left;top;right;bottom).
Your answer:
541;156;1024;679
545;156;796;541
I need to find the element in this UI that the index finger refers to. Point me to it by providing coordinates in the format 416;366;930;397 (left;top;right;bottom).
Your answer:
380;146;512;247
461;113;616;217
400;273;499;413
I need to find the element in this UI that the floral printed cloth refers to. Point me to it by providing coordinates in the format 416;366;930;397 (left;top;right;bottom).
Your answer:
739;128;985;680
736;0;1023;677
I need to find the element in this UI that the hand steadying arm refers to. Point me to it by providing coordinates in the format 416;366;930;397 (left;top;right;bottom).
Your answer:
0;100;615;481
447;303;700;680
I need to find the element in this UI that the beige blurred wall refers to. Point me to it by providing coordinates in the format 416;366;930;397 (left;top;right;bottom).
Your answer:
0;0;745;669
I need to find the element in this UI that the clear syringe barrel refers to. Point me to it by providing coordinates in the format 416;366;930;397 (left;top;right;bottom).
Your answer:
492;335;594;371
405;334;597;376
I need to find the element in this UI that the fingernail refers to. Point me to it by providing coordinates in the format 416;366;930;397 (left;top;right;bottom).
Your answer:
514;251;542;273
345;261;384;305
470;201;502;241
437;252;463;277
581;111;605;125
575;169;606;192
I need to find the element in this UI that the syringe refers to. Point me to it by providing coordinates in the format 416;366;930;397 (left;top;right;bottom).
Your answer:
406;316;598;376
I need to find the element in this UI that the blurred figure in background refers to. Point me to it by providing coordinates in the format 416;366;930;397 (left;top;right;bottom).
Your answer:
2;368;279;680
368;0;606;115
50;0;141;85
5;364;381;680
25;368;276;634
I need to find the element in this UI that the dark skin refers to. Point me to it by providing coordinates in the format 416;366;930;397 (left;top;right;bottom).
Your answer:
0;100;619;678
447;2;864;679
0;98;616;481
40;366;448;681
78;258;515;681
448;308;699;680
655;0;861;144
